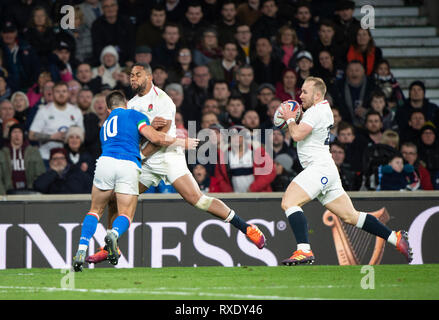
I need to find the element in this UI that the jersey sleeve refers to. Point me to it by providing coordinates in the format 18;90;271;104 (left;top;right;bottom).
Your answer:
132;110;150;132
300;107;319;128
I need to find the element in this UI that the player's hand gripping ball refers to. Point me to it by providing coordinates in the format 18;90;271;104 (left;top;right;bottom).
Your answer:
274;100;302;131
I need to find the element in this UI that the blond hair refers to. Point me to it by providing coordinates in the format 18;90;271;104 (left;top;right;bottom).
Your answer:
381;129;400;149
304;76;327;97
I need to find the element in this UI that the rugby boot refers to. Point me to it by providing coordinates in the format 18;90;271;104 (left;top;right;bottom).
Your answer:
395;230;413;263
246;224;266;249
86;245;122;264
282;250;315;266
105;231;120;265
72;250;86;272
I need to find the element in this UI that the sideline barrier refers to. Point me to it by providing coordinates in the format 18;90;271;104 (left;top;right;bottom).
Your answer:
0;191;438;269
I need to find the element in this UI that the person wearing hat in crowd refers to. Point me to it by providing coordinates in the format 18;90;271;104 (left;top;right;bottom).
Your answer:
64;125;95;179
136;4;167;49
271;153;297;192
33;147;92;194
255;82;276;123
295;50;314;89
214;124;276;192
0;20;41;92
417;122;439;189
395;80;439;132
48;40;74;83
152;65;169;90
134;45;153;65
0;123;45;195
92;45;121;89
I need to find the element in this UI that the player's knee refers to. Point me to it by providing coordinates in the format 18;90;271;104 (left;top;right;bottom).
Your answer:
194;194;214;211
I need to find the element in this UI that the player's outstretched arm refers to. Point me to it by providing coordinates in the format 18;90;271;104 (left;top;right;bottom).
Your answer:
140;126;199;149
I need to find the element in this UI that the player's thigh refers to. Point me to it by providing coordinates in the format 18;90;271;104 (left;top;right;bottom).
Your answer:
115;193;138;220
114;160;141;195
90;185;114;217
324;192;359;225
281;181;312;210
172;173;203;205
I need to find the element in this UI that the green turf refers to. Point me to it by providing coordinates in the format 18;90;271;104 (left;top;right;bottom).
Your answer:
0;264;438;300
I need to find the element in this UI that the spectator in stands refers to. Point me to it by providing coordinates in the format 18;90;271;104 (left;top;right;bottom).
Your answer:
271;126;299;165
29;82;84;165
75;63;102;94
231;64;258;110
347;27;383;76
310;19;345;70
295;51;314;89
395;80;439;132
71;5;93;64
207;41;239;85
64;125;95;178
0;75;11;102
0;100;15;143
92;45;121;89
360;110;384;146
193;27;222;66
26;70;51;108
24;6;56;67
273;25;303;70
401;142;433;190
76;88;100;160
368;90;395;131
336;121;367;173
33;147;92;194
26;80;54;132
0;20;40;92
192;163;221;193
202;98;221;116
201;112;219;130
293;2;319;51
91;0;135;66
400;110;425;145
184;65;211;124
113;67;134;99
212;80;231;111
251;37;283;86
164;0;188;24
330;140;359;191
241;109;260;134
11;92;30;128
135;4;166;49
78;0;103;29
251;0;287;42
234;24;253;65
152;65;169;90
167;47;194;88
181;1;208;48
380;129;400;150
236;0;261;27
372;59;405;110
165;83;191;126
271;153;296;192
378;153;419;191
216;1;239;46
314;49;344;94
214;125;276;192
91;92;109;128
47;40;74;83
219;96;245;128
255;83;276;124
0;123;45;195
134;46;153;66
275;68;301;103
329;106;342;143
417;122;439;189
67;79;81;106
333;0;360;51
334;60;375;127
152;22;182;69
201;0;221;23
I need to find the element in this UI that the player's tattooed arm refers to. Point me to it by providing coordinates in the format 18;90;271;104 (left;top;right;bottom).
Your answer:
29;131;66;143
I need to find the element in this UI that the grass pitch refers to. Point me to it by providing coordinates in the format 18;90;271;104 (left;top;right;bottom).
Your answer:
0;264;438;300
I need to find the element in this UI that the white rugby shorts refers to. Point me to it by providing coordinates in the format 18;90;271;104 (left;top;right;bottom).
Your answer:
139;149;191;188
293;162;346;205
93;156;141;195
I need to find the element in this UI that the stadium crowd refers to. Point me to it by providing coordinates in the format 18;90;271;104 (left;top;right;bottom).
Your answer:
0;0;438;195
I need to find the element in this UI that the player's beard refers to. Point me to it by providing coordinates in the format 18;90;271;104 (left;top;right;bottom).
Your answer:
133;80;147;95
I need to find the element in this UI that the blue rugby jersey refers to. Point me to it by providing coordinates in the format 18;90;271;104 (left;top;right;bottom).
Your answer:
99;108;150;168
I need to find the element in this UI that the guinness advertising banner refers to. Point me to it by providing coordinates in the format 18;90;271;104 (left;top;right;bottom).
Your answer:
0;192;438;269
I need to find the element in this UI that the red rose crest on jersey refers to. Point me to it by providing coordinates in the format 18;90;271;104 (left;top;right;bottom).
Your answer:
70;115;75;121
148;104;153;112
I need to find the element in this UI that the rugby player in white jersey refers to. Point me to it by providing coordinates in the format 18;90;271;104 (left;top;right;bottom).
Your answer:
277;76;413;265
86;63;265;264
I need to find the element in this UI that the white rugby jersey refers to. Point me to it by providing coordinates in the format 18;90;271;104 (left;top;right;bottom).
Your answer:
297;100;335;168
29;102;83;160
127;85;177;161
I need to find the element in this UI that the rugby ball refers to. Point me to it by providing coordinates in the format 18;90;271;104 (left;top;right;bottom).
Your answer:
273;100;301;131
